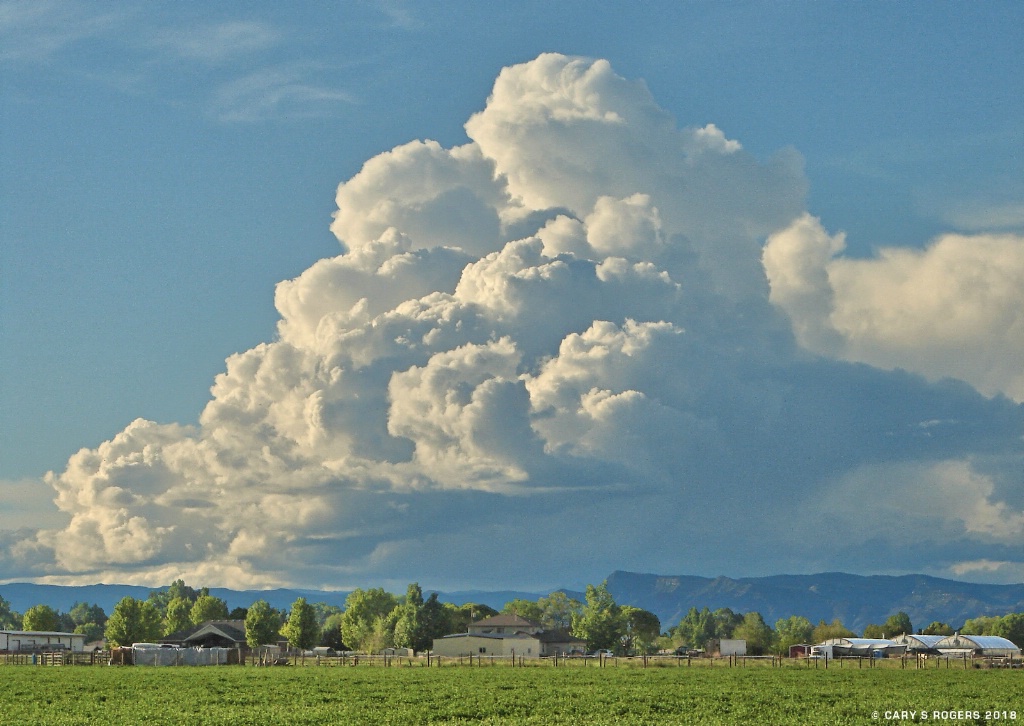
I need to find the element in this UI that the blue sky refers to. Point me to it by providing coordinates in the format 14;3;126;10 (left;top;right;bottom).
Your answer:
1;1;1022;591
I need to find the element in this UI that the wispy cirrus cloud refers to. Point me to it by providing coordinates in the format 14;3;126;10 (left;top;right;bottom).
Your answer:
151;20;280;64
211;64;356;122
0;0;125;62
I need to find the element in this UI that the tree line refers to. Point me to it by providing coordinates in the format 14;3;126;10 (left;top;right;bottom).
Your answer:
2;579;1023;653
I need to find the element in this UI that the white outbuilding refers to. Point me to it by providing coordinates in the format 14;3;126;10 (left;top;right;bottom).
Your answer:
0;630;87;652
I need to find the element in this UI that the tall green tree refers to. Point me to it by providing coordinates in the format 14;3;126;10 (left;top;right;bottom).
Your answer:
502;598;544;623
163;597;193;635
922;621;954;636
68;602;107;628
620;606;661;654
340;588;400;651
862;624;886;639
994;612;1024;648
712;608;743;639
418;592;453;649
245;600;282;649
774;615;814;655
393;583;426;652
281;598;319;651
445;603;498;633
812;618;855;643
674;607;716;649
366;611;400;652
571;581;622;651
320;612;346;650
22;604;60;632
882;612;912;638
74;622;104;643
539;592;582;631
0;595;20;629
733;612;774;655
311;603;343;629
190;595;229;625
962;615;1001;635
147;579;203;617
105;597;162;647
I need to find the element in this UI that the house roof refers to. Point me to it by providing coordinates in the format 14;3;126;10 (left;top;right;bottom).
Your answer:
441;631;539;641
471;614;541;629
0;630;84;638
162;620;247;644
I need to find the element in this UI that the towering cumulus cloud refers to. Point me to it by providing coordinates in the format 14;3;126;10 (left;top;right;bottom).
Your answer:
8;54;1024;588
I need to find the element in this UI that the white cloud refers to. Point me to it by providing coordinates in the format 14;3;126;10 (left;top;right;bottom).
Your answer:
765;216;1024;401
0;0;123;62
153;20;279;63
6;53;1024;589
212;64;355;122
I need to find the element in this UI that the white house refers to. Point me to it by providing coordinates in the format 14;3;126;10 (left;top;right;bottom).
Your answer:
0;630;87;652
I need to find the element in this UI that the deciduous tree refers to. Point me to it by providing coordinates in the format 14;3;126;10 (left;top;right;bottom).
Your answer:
812;618;855;643
621;606;660;654
571;581;622;652
502;598;544;623
74;622;104;643
68;601;107;628
22;604;60;632
922;621;954;636
733;611;774;655
393;584;426;652
674;607;716;649
539;592;582;631
774;615;814;655
281;598;319;651
105;597;162;647
244;599;282;649
882;611;912;638
994;612;1024;648
163;597;193;636
340;588;400;651
190;595;229;625
0;595;19;629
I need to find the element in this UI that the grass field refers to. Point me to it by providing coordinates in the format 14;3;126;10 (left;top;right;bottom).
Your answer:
1;662;1020;724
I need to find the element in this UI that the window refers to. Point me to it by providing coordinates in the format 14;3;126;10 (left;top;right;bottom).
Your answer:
479;647;486;653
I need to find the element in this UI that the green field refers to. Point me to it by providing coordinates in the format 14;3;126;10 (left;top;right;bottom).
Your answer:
1;663;1021;724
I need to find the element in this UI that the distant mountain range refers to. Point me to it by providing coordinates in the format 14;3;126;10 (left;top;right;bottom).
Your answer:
3;571;1023;634
603;571;1024;633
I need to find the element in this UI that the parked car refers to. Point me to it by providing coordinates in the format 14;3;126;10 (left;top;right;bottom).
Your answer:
592;649;614;657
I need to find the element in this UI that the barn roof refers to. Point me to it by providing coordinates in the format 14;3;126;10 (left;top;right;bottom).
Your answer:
162;620;247;645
